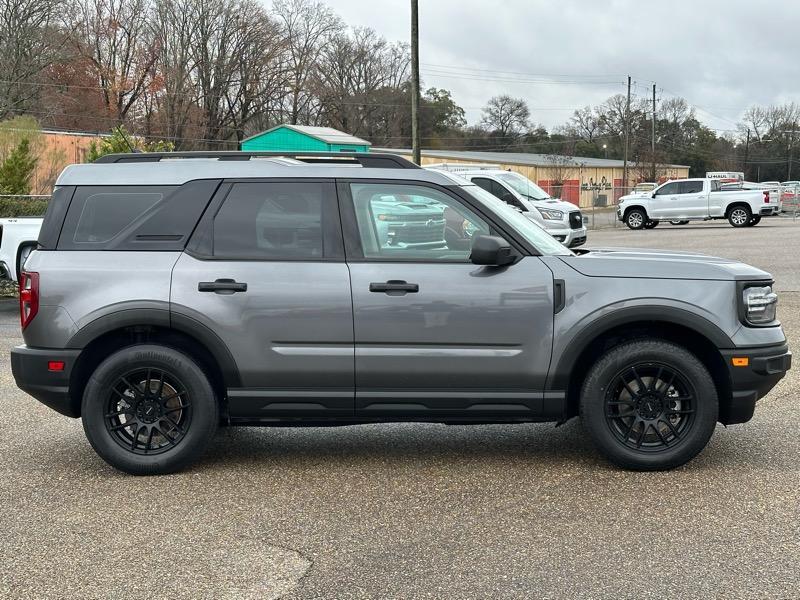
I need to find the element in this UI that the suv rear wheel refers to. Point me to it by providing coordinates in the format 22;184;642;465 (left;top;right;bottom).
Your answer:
81;344;218;475
624;208;647;230
728;205;751;227
580;339;718;471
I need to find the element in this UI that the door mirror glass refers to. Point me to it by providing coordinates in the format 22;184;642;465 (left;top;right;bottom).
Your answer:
470;235;516;266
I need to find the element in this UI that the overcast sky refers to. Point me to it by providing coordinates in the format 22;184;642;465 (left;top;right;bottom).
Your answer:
321;0;800;134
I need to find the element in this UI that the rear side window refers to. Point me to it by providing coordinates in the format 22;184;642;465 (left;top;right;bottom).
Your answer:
212;182;335;260
679;181;704;194
59;186;177;248
74;191;163;242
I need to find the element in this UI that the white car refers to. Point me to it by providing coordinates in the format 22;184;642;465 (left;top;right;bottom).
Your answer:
617;178;780;229
0;217;42;282
426;164;587;247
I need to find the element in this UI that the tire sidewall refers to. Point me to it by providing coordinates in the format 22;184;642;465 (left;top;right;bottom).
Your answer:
82;344;218;475
580;340;718;471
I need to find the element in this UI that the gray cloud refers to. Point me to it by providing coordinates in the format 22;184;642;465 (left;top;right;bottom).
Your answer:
320;0;800;132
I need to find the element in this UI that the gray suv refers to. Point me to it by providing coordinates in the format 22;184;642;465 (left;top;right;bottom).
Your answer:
11;152;791;475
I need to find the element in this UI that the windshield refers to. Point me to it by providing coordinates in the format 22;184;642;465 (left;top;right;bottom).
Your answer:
496;172;551;200
462;185;572;256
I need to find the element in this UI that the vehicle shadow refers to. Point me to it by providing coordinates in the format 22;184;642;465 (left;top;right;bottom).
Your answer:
195;419;598;469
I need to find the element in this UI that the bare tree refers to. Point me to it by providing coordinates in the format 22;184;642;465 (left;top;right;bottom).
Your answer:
70;0;159;122
480;95;530;139
272;0;343;125
0;0;65;118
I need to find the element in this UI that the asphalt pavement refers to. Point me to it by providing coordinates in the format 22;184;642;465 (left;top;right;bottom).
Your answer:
0;219;798;599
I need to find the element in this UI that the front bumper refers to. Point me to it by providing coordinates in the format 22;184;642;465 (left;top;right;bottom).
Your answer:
547;226;587;248
11;345;81;417
719;343;791;424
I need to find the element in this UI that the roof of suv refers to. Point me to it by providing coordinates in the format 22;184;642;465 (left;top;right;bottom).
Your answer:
55;152;463;187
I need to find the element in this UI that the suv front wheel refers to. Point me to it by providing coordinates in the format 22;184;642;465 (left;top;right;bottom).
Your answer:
81;344;218;475
580;339;718;471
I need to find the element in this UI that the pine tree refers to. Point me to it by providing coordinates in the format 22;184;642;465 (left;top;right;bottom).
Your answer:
0;138;37;196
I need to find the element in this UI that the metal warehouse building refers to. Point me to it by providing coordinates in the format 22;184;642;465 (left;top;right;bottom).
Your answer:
241;124;371;153
379;148;690;209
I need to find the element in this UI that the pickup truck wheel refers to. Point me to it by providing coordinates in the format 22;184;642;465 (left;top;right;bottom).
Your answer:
580;339;718;471
669;220;689;225
747;216;762;226
644;220;659;229
624;209;647;230
81;344;218;475
728;206;751;227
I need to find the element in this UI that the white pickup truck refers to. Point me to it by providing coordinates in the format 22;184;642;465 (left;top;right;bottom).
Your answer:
617;178;780;229
0;218;42;282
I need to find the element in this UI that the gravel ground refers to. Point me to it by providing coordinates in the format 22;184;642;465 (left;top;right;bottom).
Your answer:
0;220;798;599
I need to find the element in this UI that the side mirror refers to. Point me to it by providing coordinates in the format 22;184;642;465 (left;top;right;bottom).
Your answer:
470;235;516;266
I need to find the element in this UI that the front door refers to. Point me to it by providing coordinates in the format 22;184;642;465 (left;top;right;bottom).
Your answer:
340;180;554;419
171;180;354;419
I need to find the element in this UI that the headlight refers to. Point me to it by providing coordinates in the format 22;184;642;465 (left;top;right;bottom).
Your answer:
741;284;778;325
536;208;564;221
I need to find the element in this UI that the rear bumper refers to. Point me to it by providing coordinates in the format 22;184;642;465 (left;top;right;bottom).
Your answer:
759;205;780;216
720;343;791;424
11;345;81;417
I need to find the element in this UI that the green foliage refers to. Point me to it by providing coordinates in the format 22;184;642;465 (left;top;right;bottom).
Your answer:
0;196;48;217
86;127;174;162
0;137;37;195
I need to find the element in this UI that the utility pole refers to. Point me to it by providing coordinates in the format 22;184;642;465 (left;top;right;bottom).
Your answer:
789;124;796;180
410;0;421;165
651;83;656;182
743;128;750;179
622;75;631;192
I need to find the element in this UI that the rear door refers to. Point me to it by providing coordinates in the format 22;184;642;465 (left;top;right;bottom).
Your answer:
340;180;555;419
676;180;707;217
170;179;354;419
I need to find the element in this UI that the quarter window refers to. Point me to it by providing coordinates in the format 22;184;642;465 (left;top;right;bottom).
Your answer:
349;183;489;261
213;182;331;259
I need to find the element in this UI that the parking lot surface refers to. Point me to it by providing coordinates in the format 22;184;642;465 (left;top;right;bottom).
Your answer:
1;219;798;599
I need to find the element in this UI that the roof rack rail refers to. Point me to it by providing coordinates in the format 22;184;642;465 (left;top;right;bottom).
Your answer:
93;151;419;169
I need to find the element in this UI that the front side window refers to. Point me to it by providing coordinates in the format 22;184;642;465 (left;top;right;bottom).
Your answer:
350;183;489;261
656;182;679;196
213;182;329;259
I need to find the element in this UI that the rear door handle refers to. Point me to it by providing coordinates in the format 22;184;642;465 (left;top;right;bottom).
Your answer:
369;280;419;295
198;279;248;294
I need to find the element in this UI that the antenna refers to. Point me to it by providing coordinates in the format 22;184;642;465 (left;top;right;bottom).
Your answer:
115;126;141;153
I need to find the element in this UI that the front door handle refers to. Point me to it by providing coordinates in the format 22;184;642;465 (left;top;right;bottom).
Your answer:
369;280;419;295
198;279;248;294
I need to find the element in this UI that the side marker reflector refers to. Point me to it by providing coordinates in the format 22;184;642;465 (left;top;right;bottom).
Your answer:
48;361;65;372
731;357;749;367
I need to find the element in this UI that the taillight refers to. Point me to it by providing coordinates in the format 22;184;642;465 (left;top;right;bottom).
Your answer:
763;191;770;203
19;271;39;330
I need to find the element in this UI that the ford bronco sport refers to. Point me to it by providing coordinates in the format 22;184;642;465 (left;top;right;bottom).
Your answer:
11;152;791;474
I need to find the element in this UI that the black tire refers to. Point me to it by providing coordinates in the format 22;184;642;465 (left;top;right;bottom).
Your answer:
624;208;647;230
82;344;218;475
580;339;718;471
644;220;659;229
747;216;762;226
727;205;751;227
669;220;689;225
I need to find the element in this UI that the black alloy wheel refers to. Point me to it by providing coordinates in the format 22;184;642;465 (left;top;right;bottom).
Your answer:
604;363;695;451
104;368;192;455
